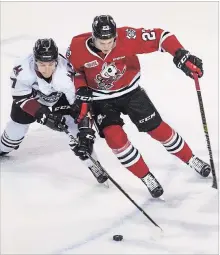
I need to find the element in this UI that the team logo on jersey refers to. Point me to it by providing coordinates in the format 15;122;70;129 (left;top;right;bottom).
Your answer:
37;90;63;103
32;84;63;104
95;62;126;90
126;29;136;39
84;60;99;68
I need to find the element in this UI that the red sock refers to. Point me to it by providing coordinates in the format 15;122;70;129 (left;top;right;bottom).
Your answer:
148;121;193;163
103;125;149;178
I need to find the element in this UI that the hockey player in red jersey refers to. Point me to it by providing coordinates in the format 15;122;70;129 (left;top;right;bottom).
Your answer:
67;15;211;198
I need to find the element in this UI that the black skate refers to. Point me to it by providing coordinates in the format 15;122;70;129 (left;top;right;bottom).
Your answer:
0;145;19;157
0;151;9;156
141;172;164;198
0;148;10;156
89;162;109;184
188;155;211;177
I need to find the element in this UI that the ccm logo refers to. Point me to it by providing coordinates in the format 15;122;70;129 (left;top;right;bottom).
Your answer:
177;52;190;68
139;112;156;123
75;95;92;101
54;105;70;111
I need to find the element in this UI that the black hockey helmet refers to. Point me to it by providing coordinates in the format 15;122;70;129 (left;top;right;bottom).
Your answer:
33;38;58;62
92;15;117;40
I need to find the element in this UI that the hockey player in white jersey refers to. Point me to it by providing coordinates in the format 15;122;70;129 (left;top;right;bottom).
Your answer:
0;38;108;184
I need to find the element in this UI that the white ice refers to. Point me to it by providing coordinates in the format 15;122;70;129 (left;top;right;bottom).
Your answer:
1;2;219;254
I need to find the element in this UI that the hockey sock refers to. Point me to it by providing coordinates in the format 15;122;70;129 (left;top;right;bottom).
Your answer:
0;131;24;153
0;120;29;153
148;121;193;163
103;125;149;178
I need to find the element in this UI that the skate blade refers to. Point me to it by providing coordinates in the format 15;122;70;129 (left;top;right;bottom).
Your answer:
149;195;165;203
159;195;165;201
102;180;110;188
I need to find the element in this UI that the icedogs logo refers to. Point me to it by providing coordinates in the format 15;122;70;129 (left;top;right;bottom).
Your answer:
95;62;126;90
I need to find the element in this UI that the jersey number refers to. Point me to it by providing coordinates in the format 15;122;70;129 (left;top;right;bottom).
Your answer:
10;77;17;88
142;30;156;41
10;65;23;88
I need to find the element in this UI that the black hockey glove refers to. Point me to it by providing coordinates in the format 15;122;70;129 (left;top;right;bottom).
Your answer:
70;128;95;160
35;106;67;132
70;87;92;124
173;48;203;79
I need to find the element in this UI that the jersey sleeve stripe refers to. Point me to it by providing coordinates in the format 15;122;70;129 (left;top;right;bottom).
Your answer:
158;31;173;52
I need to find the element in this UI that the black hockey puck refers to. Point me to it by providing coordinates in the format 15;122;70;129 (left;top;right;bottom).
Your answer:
113;235;123;241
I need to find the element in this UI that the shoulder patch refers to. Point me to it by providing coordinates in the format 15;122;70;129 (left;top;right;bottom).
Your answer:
13;65;23;76
126;28;136;39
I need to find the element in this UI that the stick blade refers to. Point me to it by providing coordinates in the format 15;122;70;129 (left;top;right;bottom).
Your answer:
212;182;218;189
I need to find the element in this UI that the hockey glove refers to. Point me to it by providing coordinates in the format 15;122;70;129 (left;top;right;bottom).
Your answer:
35;106;67;132
71;128;95;160
173;48;203;78
70;87;92;124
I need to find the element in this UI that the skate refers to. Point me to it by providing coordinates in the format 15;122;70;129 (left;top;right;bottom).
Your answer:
141;172;164;198
0;151;9;156
0;145;19;157
188;155;211;177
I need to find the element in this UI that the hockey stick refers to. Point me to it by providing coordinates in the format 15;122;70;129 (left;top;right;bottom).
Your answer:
59;124;163;231
189;70;218;189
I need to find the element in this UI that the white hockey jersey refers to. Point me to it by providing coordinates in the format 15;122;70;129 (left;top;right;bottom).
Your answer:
10;54;75;107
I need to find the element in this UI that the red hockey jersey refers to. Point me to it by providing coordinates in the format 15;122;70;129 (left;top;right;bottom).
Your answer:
68;27;183;100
